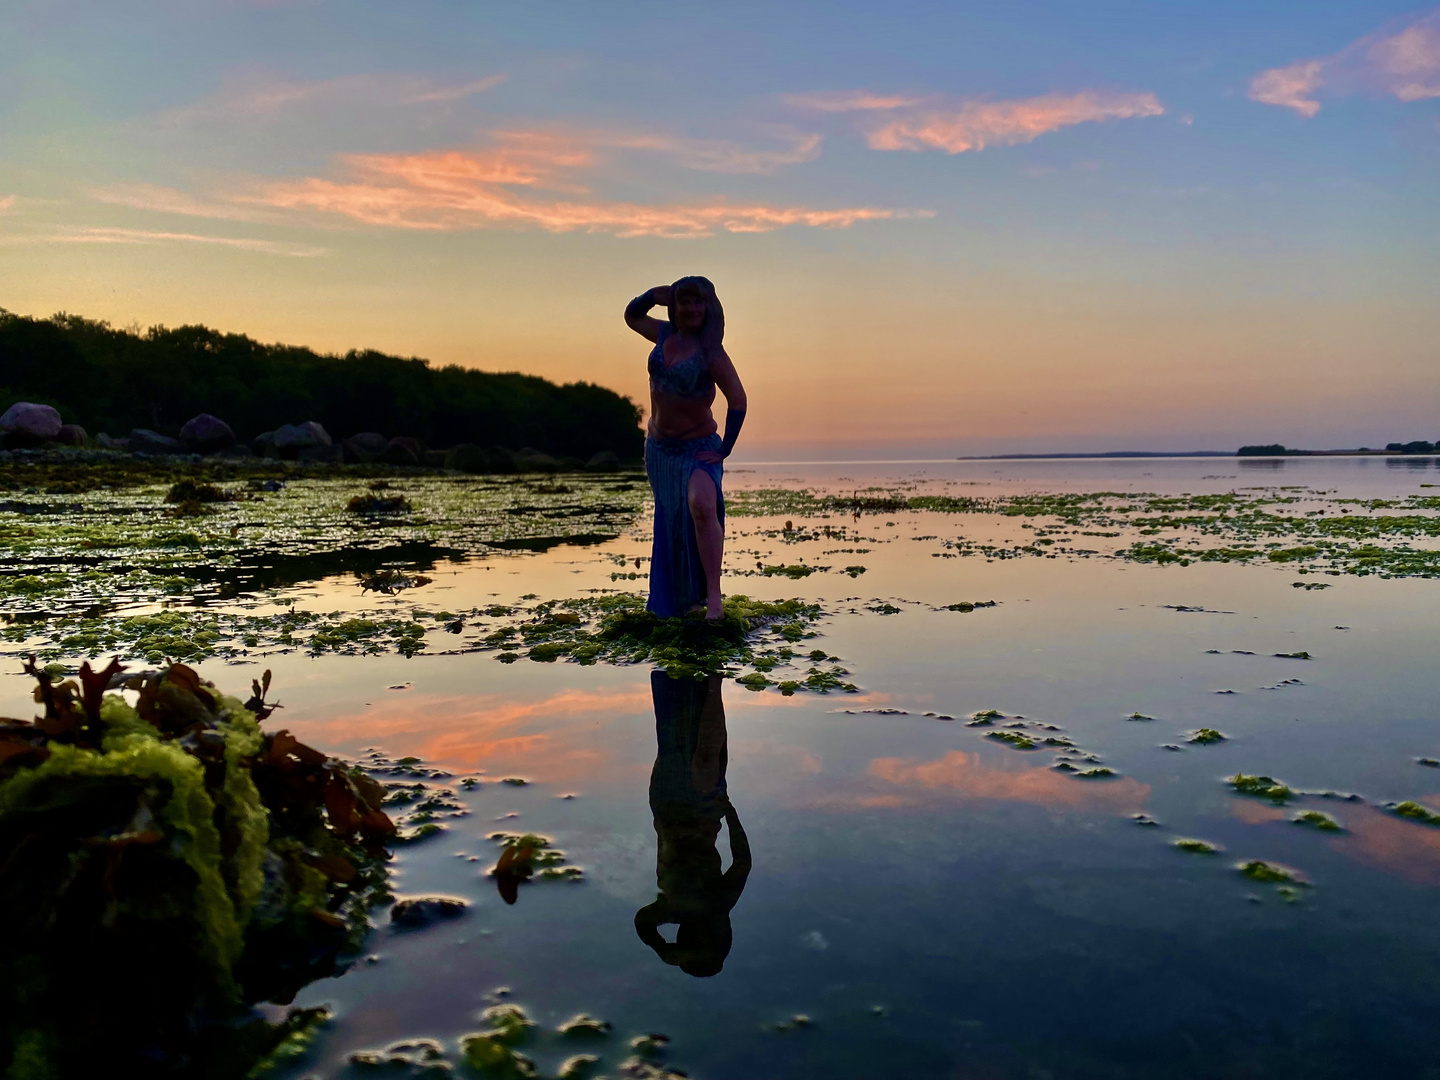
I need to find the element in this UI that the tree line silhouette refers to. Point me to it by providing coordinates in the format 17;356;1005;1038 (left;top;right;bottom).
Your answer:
0;309;643;458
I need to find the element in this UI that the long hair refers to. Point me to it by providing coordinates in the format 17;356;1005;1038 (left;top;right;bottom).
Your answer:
666;275;724;364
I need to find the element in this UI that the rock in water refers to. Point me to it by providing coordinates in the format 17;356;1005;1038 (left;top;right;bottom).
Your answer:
55;423;88;446
129;428;183;454
342;432;389;463
390;896;468;928
273;421;332;456
585;450;621;472
1;402;62;447
179;413;235;453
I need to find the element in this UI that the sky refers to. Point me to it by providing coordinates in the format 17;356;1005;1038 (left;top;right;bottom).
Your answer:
1;1;1437;458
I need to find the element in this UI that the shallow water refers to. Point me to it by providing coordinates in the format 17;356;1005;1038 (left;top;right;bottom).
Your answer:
5;457;1439;1078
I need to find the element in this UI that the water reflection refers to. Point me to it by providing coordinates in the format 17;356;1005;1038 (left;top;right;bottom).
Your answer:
635;671;751;977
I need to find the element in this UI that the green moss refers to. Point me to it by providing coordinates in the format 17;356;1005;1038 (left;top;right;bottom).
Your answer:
1188;728;1227;745
1237;860;1308;885
1292;809;1342;832
557;1055;602;1080
986;731;1037;750
1389;800;1440;826
558;1014;613;1038
1174;838;1222;854
1229;773;1295;802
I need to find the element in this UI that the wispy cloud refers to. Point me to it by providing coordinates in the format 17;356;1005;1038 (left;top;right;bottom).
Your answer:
601;130;822;174
253;140;920;237
0;226;325;256
1250;9;1440;116
151;70;506;126
103;130;922;240
791;88;1164;153
783;90;925;112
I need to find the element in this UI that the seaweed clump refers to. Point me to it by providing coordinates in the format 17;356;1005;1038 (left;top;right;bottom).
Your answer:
1228;773;1295;802
0;657;395;1077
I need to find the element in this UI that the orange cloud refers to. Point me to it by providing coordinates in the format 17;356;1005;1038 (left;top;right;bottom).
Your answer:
791;88;1164;153
1250;9;1440;116
602;131;823;174
867;749;1150;812
246;132;923;238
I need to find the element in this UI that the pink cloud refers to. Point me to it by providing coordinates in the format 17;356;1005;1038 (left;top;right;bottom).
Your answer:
0;195;15;215
242;132;924;238
866;91;1165;154
868;750;1151;812
602;131;823;174
1250;9;1440;116
791;88;1164;153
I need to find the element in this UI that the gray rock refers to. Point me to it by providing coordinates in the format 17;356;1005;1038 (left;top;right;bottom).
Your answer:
96;432;128;450
297;443;342;463
585;450;621;472
273;421;332;455
216;443;254;458
390;896;468;928
253;431;276;457
179;413;235;453
513;447;559;473
342;432;388;463
422;449;448;467
129;428;182;454
55;424;88;446
1;402;62;447
380;437;420;466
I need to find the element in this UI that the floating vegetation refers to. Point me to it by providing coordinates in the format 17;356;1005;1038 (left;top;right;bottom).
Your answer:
558;1014;613;1038
358;569;433;593
1274;651;1313;660
985;730;1037;750
1188;728;1228;745
1131;813;1160;827
1387;800;1440;826
967;709;1004;726
1237;860;1310;885
942;600;998;612
1292;809;1343;832
488;832;584;904
1075;766;1118;779
1174;838;1222;854
1125;712;1157;722
346;493;413;514
0;658;395;1076
461;1002;539;1079
1228;773;1295;802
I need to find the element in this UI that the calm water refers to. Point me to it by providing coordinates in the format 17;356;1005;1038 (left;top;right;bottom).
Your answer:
11;457;1440;1078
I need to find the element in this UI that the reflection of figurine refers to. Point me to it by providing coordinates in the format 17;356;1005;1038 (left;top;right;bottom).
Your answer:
635;671;751;977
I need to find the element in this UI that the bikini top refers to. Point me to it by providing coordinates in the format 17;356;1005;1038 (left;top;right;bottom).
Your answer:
648;322;715;401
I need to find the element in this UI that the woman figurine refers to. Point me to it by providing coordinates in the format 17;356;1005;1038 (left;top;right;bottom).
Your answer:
624;277;747;620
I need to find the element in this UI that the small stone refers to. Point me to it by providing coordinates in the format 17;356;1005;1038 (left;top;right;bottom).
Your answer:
390;896;469;927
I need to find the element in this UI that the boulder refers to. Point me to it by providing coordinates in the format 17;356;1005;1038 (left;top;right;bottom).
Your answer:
297;443;342;463
129;429;182;454
486;446;518;474
96;433;128;451
55;424;88;447
390;436;422;459
179;413;235;454
390;896;468;929
272;421;332;457
216;443;254;458
513;447;559;473
422;449;448;468
379;438;420;467
1;402;62;448
253;431;277;458
445;443;488;473
342;432;389;464
585;450;621;472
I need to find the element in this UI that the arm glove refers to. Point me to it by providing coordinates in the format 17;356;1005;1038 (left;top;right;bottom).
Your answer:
719;408;746;458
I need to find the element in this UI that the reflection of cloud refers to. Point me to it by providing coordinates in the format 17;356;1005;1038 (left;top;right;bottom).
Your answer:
1250;9;1440;116
1231;798;1440;886
867;750;1150;811
791;88;1164;154
309;685;653;780
0;225;325;257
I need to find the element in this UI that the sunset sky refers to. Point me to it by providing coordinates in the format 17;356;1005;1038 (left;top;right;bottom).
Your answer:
2;1;1437;457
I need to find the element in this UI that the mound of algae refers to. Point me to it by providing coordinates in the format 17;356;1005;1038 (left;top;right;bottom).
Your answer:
0;658;395;1079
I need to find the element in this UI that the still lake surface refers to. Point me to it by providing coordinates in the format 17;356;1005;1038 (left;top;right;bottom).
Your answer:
10;456;1440;1079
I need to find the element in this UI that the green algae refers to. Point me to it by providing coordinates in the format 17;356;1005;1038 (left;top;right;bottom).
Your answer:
557;1054;602;1079
985;730;1037;750
1229;773;1295;802
1237;860;1309;885
1292;809;1342;832
1188;728;1228;745
558;1014;613;1038
1174;838;1222;854
967;709;1004;726
1388;800;1440;826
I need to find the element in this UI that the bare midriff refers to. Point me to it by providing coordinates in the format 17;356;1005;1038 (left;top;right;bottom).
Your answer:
648;387;718;441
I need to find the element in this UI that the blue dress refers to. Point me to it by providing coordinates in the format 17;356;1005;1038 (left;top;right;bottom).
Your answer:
645;323;724;618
